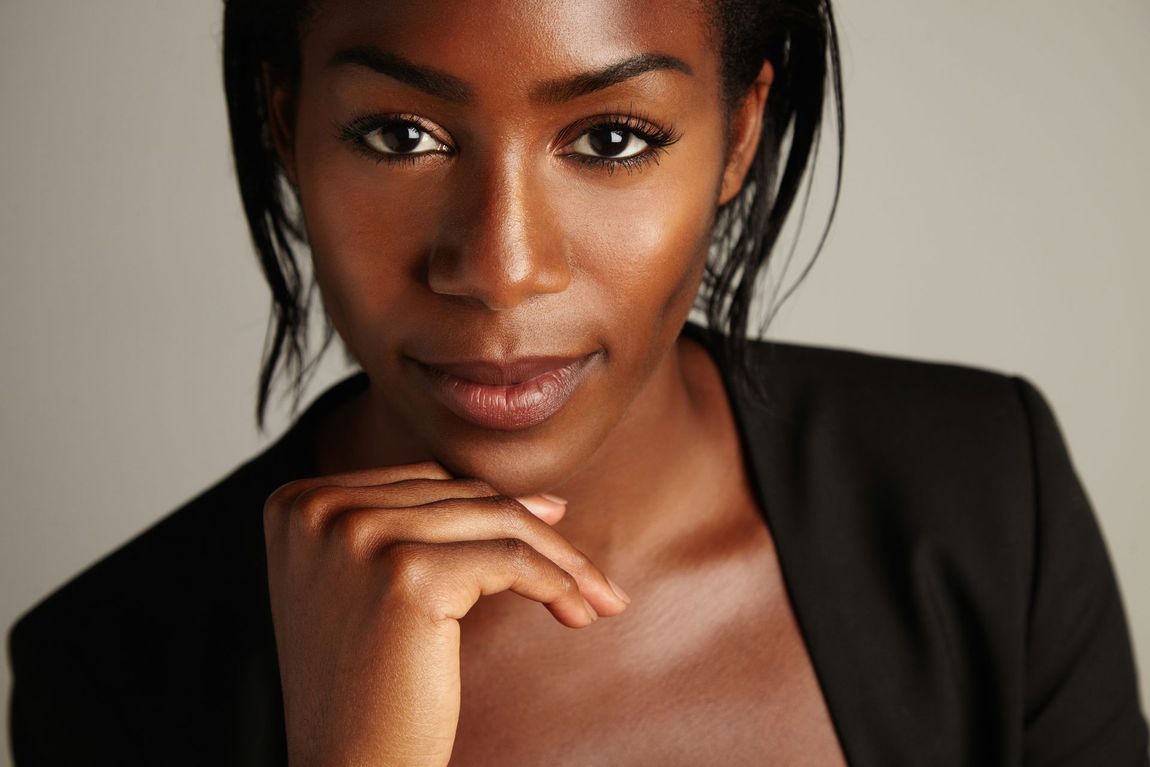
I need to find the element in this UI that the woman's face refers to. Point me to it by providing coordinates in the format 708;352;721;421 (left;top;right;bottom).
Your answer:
274;0;765;494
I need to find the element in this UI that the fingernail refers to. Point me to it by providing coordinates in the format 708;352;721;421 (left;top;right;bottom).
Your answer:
516;496;563;519
540;492;568;505
606;576;631;605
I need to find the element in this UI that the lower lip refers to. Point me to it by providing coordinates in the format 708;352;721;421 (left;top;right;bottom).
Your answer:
413;353;598;431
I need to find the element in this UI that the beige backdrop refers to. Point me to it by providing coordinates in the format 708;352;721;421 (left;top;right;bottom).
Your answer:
2;0;1148;759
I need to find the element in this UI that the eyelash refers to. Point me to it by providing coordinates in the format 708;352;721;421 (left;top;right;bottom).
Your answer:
335;109;682;176
337;112;440;168
565;111;681;175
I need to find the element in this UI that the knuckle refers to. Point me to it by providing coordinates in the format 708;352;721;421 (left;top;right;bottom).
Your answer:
264;479;314;543
291;484;347;535
264;478;307;519
557;570;579;597
497;537;530;568
564;548;593;577
383;542;436;597
382;542;461;623
491;496;529;531
329;511;383;558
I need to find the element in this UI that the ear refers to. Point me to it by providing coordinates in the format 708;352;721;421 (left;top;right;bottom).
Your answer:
262;63;300;187
717;60;773;207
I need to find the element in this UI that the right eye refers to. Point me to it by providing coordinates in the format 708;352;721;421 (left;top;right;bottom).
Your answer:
361;119;447;156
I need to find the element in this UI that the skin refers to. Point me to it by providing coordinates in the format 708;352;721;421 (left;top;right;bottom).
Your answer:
263;0;848;763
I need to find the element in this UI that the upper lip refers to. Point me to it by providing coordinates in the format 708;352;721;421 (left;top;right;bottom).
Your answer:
414;354;593;385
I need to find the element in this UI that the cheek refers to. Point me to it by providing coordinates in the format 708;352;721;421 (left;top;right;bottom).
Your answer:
565;161;722;364
580;182;715;309
293;133;441;354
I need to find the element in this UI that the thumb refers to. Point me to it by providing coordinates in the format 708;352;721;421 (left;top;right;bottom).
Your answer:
514;493;568;524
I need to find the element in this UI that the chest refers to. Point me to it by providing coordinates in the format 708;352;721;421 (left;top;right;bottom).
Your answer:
448;524;848;766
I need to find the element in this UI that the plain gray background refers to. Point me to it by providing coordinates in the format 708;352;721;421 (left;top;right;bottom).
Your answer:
2;0;1148;759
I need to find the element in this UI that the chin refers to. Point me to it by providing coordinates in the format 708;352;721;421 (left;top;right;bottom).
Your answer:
410;407;614;498
427;439;578;497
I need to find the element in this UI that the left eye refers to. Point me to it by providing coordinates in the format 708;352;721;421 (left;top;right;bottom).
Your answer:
569;125;650;160
362;120;446;155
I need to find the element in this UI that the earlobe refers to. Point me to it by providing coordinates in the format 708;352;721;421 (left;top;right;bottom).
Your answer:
717;60;774;207
262;63;299;187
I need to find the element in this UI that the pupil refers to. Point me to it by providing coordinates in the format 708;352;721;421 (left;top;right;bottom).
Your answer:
589;126;629;157
382;123;423;153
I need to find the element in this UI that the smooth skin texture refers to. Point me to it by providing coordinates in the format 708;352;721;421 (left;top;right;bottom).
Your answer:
265;0;847;763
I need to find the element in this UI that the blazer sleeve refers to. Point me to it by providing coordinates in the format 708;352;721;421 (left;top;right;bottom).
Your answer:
1012;376;1150;765
7;611;100;765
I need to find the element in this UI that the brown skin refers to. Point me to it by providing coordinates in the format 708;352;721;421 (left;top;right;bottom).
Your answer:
263;0;846;764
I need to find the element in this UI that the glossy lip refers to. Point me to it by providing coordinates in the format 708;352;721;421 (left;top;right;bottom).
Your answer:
410;352;599;430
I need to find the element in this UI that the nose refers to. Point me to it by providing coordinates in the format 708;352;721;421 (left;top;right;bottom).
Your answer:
426;154;571;311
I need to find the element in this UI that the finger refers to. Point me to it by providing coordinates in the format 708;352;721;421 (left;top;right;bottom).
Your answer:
335;496;627;616
267;461;454;514
277;478;570;540
309;461;455;486
336;481;569;524
268;472;474;538
386;539;599;629
292;480;569;523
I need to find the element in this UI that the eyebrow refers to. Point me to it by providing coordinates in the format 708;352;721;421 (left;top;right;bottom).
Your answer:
328;46;693;105
331;46;473;102
532;52;694;104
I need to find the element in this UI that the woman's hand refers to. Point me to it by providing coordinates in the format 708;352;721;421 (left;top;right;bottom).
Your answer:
263;461;631;767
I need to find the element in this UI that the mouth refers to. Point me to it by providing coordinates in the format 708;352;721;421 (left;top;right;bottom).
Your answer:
408;352;600;431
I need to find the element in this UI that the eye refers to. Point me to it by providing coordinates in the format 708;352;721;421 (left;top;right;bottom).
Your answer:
360;119;447;156
560;111;682;175
569;125;650;160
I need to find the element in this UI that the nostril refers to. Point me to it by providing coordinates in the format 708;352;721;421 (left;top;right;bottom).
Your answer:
425;242;571;310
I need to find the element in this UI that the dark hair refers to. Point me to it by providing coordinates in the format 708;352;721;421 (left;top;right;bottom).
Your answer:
223;0;844;429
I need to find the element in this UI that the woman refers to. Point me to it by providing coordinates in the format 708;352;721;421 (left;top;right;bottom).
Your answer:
8;0;1148;764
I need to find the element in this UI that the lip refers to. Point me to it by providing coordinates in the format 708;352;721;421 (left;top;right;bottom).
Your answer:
410;352;599;430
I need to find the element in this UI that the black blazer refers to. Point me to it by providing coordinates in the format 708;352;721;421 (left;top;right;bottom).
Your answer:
8;322;1149;765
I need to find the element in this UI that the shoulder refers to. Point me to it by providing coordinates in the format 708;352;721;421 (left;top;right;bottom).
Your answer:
682;317;1034;441
726;337;1148;761
731;338;1145;763
688;326;1066;604
4;424;308;760
8;446;276;657
4;373;358;762
5;447;284;759
739;338;1084;535
687;322;1055;535
747;335;1028;425
2;370;373;760
740;337;1089;571
735;336;1043;495
7;370;366;659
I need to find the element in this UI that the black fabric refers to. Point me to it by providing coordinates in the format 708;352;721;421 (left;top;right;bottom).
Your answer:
7;322;1149;765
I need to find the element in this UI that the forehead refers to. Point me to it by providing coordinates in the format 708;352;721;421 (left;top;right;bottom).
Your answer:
300;0;717;99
